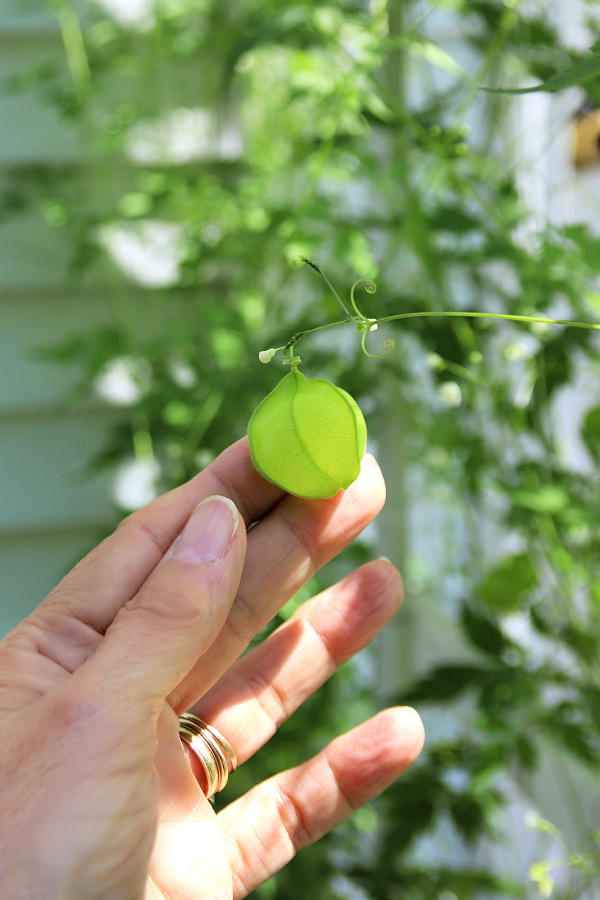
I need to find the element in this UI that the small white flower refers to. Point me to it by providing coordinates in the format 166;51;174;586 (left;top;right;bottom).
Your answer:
531;321;549;335
94;355;152;405
369;322;378;332
439;381;462;408
503;341;529;361
426;352;443;370
259;348;277;364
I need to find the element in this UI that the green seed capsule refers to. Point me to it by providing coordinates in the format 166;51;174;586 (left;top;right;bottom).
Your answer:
248;370;367;499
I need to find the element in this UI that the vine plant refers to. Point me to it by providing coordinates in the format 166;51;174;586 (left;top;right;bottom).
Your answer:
248;258;600;499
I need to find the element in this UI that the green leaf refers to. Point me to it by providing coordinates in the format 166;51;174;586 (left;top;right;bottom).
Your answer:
510;485;570;515
477;553;538;612
460;603;512;657
545;719;598;766
404;36;467;81
399;664;490;704
428;205;481;233
560;622;600;665
485;49;600;94
515;735;538;770
450;794;487;843
248;370;367;499
583;405;600;460
584;687;600;730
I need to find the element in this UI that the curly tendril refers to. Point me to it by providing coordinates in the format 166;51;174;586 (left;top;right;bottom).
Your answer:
361;330;395;359
350;279;377;319
262;259;600;373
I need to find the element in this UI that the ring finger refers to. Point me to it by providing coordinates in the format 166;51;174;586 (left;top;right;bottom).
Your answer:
187;558;404;767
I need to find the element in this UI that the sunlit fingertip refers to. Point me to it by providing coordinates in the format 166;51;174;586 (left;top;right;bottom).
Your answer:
362;452;382;474
385;706;426;762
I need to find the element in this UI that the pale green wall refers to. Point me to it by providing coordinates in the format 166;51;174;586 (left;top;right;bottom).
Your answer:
0;3;116;633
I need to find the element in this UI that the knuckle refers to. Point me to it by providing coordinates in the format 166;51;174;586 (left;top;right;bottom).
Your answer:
270;780;315;851
243;668;289;731
127;577;210;631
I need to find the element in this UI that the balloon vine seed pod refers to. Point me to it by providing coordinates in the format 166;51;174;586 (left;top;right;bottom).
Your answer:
248;369;366;500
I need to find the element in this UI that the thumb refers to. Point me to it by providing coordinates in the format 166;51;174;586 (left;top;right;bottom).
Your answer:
77;496;246;712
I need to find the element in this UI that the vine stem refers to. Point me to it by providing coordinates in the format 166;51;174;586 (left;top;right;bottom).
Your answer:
375;310;600;330
296;258;353;317
279;310;600;358
54;1;91;93
283;317;351;352
274;261;600;366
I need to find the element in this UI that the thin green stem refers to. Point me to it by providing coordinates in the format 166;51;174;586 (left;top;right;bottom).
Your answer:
298;258;353;317
374;310;600;330
283;317;351;352
430;357;481;383
55;1;91;95
283;310;600;357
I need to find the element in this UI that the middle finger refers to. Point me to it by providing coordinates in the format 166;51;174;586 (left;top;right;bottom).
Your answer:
168;453;386;712
185;557;403;764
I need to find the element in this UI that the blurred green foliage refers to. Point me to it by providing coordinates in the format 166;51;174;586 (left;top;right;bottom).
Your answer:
7;0;600;896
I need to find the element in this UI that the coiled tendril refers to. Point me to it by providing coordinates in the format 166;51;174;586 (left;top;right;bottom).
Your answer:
350;278;377;318
288;261;398;361
349;278;395;359
361;331;395;359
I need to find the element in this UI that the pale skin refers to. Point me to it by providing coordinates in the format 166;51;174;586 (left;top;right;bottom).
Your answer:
0;438;424;899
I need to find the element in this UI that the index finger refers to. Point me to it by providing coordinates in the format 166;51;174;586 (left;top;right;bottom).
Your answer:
28;440;384;697
43;438;284;633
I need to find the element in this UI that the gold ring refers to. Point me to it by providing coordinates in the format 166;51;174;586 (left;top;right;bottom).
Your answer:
178;713;237;802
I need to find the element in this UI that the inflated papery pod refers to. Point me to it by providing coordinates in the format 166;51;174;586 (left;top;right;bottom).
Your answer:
248;370;366;499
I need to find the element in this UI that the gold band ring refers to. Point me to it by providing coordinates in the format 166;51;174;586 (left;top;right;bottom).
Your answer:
178;713;237;802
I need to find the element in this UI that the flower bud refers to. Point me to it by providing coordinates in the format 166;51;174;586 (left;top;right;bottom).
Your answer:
258;348;277;364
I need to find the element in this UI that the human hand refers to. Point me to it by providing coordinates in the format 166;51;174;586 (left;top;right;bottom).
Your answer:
0;438;424;899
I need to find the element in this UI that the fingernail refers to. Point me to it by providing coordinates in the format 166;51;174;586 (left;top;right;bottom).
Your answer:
173;496;240;564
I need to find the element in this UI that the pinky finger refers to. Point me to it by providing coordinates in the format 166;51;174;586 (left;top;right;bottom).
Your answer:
218;707;425;899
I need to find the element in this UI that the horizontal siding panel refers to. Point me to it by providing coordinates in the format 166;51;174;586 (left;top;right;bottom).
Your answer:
0;526;104;634
0;407;120;531
0;28;79;165
0;211;76;287
0;290;111;411
0;0;54;26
